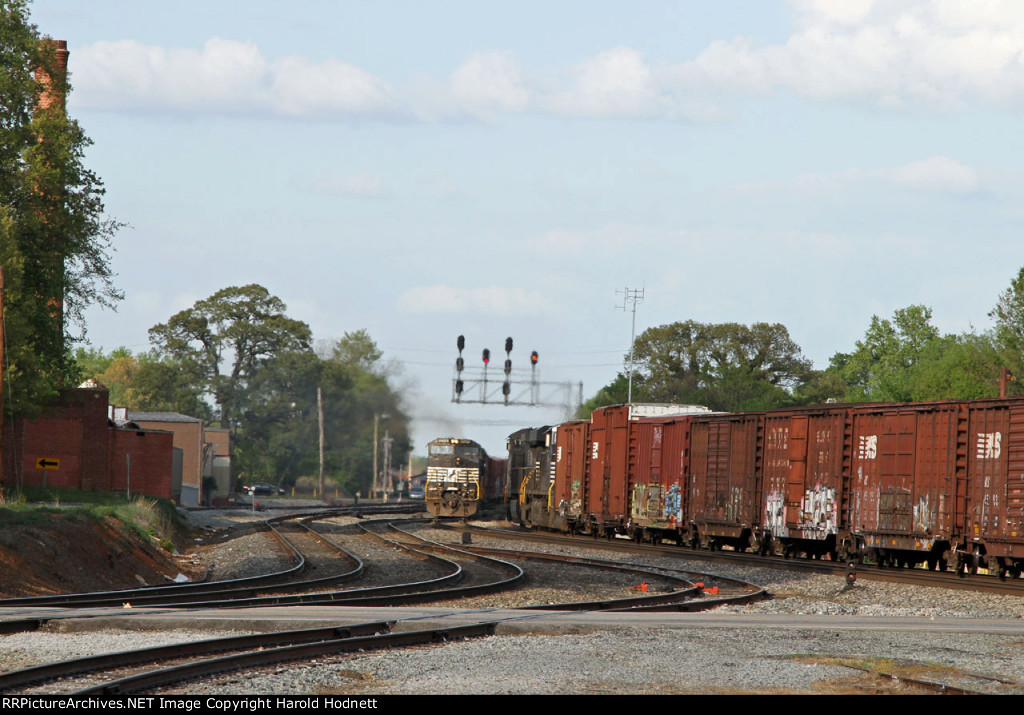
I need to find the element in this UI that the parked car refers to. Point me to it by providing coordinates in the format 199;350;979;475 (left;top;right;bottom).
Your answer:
242;482;285;496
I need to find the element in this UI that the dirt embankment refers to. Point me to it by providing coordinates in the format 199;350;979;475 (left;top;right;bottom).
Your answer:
0;513;203;598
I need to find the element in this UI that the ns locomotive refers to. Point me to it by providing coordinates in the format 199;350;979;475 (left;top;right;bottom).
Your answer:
425;437;508;518
506;396;1024;579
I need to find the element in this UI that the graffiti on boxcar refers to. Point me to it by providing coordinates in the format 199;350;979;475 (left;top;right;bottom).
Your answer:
726;486;744;521
666;483;682;520
764;491;786;537
912;494;934;532
799;485;837;536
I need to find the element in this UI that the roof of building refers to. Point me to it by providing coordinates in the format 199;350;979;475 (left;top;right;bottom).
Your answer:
126;411;204;424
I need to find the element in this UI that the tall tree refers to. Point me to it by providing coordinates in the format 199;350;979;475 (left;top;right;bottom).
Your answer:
990;267;1024;394
148;284;312;428
589;320;813;412
0;1;122;414
829;305;1004;402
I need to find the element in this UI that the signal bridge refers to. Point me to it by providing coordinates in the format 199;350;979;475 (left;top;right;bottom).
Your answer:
451;367;582;410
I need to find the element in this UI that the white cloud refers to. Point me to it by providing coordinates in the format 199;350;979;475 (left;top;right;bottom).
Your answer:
313;173;388;198
395;286;550;315
886;156;980;193
70;3;1024;122
547;47;669;118
73;38;403;119
732;156;981;195
449;52;531;115
673;1;1024;108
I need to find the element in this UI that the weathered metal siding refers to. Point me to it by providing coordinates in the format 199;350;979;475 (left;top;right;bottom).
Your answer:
630;416;692;531
588;405;631;525
553;420;589;521
848;403;959;552
689;413;760;536
965;400;1024;556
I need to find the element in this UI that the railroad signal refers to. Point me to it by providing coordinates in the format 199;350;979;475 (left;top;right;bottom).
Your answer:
455;379;464;395
531;351;538;366
504;358;512;376
456;356;464;373
457;335;465;353
505;337;513;354
482;348;490;364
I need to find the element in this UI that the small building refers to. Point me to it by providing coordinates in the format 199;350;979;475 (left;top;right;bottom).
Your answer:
125;412;210;507
2;387;174;500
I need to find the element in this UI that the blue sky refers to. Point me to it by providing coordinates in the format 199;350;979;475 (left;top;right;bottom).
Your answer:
30;0;1024;456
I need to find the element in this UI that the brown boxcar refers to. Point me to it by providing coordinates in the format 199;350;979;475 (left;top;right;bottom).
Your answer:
629;414;704;544
759;405;852;559
689;412;762;550
585;405;633;534
552;419;590;531
963;398;1024;577
846;401;960;569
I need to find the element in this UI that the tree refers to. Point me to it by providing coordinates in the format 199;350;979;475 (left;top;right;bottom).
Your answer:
0;2;122;414
232;332;411;494
148;284;312;428
829;305;1004;402
829;305;941;402
587;320;814;412
990;267;1024;395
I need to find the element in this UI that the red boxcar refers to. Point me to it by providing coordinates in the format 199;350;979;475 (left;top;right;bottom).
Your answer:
552;420;590;531
759;405;851;559
846;401;960;569
629;415;699;544
962;398;1024;577
688;412;762;551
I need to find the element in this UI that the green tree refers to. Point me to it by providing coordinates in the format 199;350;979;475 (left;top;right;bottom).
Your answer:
624;320;812;411
233;332;411;494
829;305;1004;402
990;267;1024;395
0;1;122;414
148;284;312;428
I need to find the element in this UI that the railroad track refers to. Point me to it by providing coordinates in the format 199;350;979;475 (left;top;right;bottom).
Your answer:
0;513;770;694
458;521;1024;597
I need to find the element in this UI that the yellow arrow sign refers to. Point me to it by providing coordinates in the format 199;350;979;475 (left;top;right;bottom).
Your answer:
35;457;60;470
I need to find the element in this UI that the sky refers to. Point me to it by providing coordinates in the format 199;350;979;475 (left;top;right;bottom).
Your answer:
28;0;1024;458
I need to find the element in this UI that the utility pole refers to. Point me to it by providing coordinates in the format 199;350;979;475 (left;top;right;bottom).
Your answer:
617;286;644;405
0;267;5;501
317;386;325;500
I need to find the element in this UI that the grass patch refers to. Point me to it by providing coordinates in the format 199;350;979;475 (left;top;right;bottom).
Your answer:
792;654;959;680
0;487;182;547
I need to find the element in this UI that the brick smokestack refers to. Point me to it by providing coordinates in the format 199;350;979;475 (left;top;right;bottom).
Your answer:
33;39;71;356
35;39;69;115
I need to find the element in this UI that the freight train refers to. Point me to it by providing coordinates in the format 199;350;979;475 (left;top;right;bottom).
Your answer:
425;437;508;518
506;397;1024;579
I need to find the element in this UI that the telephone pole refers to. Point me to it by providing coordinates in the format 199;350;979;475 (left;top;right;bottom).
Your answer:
618;286;644;406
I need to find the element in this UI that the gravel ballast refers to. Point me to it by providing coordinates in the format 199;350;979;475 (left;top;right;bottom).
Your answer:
6;508;1024;694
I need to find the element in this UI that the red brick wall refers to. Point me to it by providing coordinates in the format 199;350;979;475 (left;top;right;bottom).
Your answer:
109;430;174;499
1;389;174;500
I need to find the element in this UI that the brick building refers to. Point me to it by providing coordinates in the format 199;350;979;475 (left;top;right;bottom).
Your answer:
2;387;174;499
